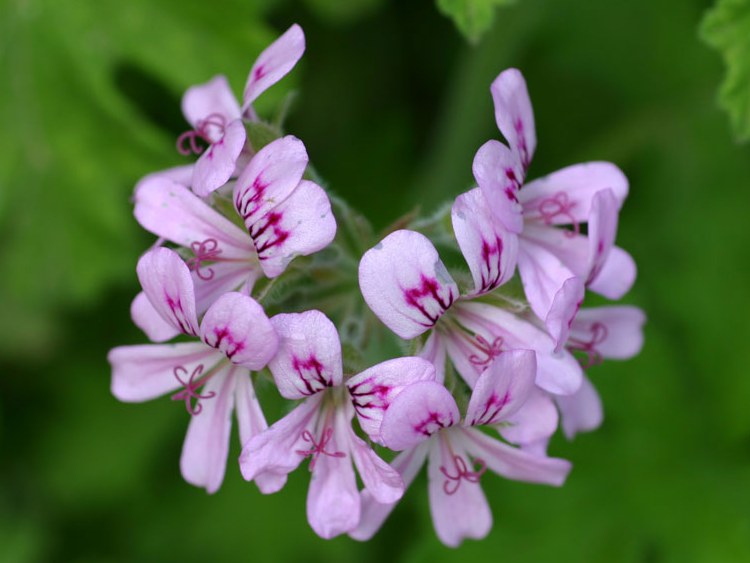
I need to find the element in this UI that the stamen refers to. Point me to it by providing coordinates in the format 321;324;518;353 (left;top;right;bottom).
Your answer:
296;428;345;470
175;113;227;155
567;321;608;369
186;238;222;281
538;192;580;237
439;455;487;495
469;334;504;367
171;364;216;415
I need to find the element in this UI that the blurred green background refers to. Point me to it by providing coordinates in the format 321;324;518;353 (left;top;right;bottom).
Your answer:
2;0;750;561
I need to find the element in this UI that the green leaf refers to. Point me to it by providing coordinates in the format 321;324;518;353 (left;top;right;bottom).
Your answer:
701;0;750;141
436;0;515;43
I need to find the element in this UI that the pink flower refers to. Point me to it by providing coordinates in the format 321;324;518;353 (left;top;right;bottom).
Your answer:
108;247;279;493
351;350;571;547
359;227;584;396
473;68;636;345
239;310;436;538
131;135;336;342
176;24;305;196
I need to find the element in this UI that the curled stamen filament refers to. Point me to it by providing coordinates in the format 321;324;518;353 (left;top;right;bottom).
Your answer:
567;322;608;369
538;192;580;237
439;455;487;495
186;238;223;281
171;364;217;415
175;113;227;156
296;428;345;470
469;334;504;366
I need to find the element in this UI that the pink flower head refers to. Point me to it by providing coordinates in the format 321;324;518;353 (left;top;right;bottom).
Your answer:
556;305;646;438
473;68;636;344
359;228;583;396
177;24;305;196
351;350;571;547
108;247;279;493
239;310;436;538
132;135;336;342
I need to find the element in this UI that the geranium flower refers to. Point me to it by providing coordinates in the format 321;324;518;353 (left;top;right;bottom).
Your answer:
108;247;279;493
473;68;635;342
350;350;571;547
239;310;436;538
176;24;305;196
131;135;336;342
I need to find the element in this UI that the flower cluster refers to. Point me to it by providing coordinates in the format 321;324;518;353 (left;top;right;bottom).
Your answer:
108;26;645;547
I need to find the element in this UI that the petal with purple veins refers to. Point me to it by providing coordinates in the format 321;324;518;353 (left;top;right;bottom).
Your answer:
192;119;247;197
490;68;536;173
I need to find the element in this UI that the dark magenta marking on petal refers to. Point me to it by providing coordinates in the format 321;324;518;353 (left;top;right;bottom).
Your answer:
291;355;331;395
472;390;512;426
439;455;487;495
253;65;267;81
235;176;269;221
478;235;504;293
206;326;246;360
249;211;290;258
402;275;456;328
347;379;391;419
413;410;453;437
165;295;196;335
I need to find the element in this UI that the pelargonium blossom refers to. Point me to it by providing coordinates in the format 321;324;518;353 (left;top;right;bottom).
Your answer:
350;350;571;547
473;68;635;344
239;310;436;538
108;247;279;493
176;24;305;196
131;135;336;342
359;209;584;397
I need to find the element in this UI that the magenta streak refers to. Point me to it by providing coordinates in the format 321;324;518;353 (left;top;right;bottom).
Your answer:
403;275;455;327
236;176;268;220
566;321;608;369
292;355;330;395
347;379;391;418
514;118;531;173
468;334;504;366
538;191;580;237
171;364;216;415
250;212;290;258
253;65;267;81
439;455;487;495
176;113;226;155
478;235;504;292
473;390;511;426
586;240;607;284
186;238;223;281
207;327;246;360
414;411;452;437
165;295;196;335
296;428;345;470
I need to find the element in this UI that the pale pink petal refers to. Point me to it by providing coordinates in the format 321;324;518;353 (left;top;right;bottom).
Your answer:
239;395;322;489
192;119;247;197
134;164;194;193
136;248;199;336
134;176;252;258
473;140;524;234
130;291;180;343
452;188;519;295
585;188;619;284
347;357;436;443
428;435;491;547
570;306;646;360
461;427;571;485
499;387;559;446
180;365;237;493
307;407;360;539
586;245;636;299
418;332;447;384
544;276;584;352
243;24;305;109
233;136;308;227
181;75;242;129
465;349;536;426
192;261;259;316
350;444;429;542
200;292;278;370
348;427;404;504
555;375;603;439
519;162;629;223
453;302;583;395
109;342;219;402
251;180;336;278
443;330;486;388
521;223;590;279
380;381;459;451
491;68;536;173
268;311;342;399
359;230;458;340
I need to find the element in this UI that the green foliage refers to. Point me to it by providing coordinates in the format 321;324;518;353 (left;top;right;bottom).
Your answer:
701;0;750;141
436;0;515;43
